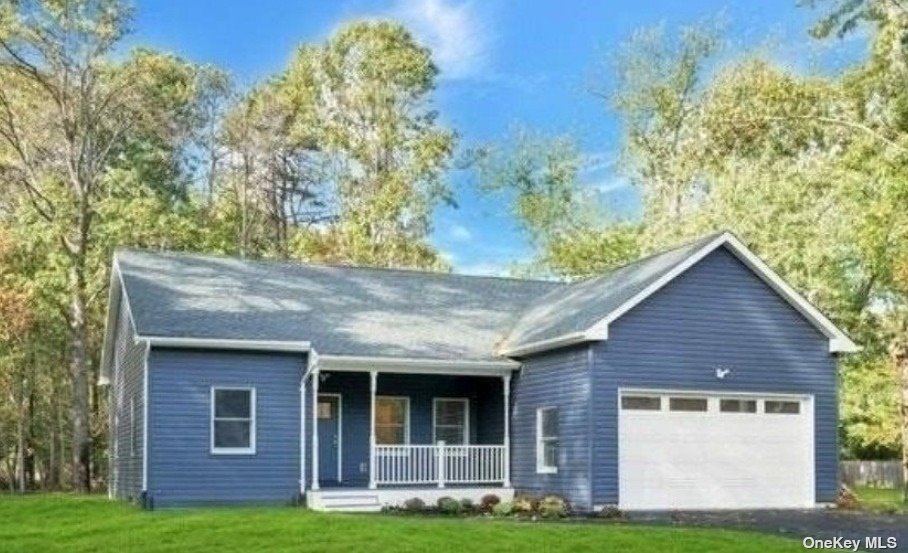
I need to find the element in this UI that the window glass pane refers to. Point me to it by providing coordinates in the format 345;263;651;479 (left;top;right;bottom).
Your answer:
669;397;708;412
720;399;757;413
215;389;251;418
317;401;333;419
376;398;405;425
621;396;661;410
214;420;250;448
541;409;558;437
543;440;558;467
435;400;465;426
765;400;800;414
436;426;464;444
376;425;405;445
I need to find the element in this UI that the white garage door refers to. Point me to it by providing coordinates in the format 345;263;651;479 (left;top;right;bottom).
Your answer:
618;390;814;510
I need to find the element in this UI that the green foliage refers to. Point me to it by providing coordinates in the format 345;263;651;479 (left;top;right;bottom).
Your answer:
479;493;501;511
402;497;426;512
537;496;569;518
0;494;814;552
436;496;461;515
491;500;514;517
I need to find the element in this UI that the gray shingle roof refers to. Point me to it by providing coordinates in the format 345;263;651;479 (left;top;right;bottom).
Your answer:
501;232;723;350
116;250;564;361
114;232;730;362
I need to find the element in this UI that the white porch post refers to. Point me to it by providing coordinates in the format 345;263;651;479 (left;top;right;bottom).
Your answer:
310;366;320;491
503;374;511;488
368;370;378;490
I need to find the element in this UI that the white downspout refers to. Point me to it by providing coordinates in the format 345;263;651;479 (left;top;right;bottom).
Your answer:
141;340;150;496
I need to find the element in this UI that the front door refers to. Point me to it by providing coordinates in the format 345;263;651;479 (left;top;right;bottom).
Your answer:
317;394;341;483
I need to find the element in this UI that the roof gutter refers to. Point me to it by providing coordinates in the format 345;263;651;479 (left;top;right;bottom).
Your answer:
318;354;518;376
137;336;312;353
498;331;593;358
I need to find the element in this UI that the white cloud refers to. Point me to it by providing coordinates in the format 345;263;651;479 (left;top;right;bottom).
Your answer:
449;223;473;242
389;0;492;80
457;261;511;277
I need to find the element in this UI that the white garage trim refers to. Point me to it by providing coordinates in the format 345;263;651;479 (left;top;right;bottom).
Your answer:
617;388;815;510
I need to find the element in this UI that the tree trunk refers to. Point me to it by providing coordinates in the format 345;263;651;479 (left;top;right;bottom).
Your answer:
899;351;908;502
69;259;92;492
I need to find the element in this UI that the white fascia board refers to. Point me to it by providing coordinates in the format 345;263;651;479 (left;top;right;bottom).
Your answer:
498;331;591;358
138;336;312;352
318;354;518;376
585;232;859;354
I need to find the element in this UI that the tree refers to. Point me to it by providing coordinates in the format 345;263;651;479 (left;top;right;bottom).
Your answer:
280;21;456;268
0;0;216;490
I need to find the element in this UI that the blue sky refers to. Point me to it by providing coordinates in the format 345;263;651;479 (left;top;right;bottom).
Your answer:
130;1;865;275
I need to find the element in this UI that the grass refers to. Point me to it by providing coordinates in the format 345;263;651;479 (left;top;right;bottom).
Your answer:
0;494;817;553
855;486;908;514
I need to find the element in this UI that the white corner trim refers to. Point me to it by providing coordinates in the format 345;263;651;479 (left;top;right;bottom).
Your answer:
141;340;149;492
139;336;311;353
318;354;518;376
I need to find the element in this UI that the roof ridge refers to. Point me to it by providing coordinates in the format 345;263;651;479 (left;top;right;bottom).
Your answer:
571;230;728;284
115;247;567;286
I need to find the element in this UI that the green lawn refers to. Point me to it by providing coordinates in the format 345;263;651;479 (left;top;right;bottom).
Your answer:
855;486;908;514
0;494;814;553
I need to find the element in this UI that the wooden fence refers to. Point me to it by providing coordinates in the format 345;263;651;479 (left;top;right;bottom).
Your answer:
840;460;904;489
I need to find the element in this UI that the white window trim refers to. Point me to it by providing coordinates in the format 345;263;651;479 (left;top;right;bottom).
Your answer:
432;397;470;445
536;407;558;474
210;386;257;455
374;395;410;446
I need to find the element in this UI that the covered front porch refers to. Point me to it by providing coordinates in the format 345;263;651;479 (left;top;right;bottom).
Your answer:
302;356;515;511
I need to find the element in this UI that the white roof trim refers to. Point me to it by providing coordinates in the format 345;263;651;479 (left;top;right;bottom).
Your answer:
138;336;311;352
503;232;858;356
318;354;518;376
98;260;137;385
497;332;589;358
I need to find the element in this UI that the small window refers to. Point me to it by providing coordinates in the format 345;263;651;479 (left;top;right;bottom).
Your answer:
434;398;469;445
318;401;333;419
669;397;708;412
765;400;800;414
536;407;558;474
211;387;255;454
621;396;661;410
720;399;757;413
375;397;409;445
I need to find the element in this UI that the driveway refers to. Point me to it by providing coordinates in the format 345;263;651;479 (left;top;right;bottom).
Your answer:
627;509;908;551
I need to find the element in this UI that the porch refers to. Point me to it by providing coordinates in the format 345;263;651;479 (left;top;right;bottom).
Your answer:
303;356;515;511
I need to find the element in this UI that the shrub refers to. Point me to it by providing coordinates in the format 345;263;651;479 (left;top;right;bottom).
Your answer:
512;495;536;514
537;495;568;518
460;498;475;513
597;505;625;520
437;496;462;515
403;497;426;512
479;494;501;512
837;484;859;510
492;501;514;517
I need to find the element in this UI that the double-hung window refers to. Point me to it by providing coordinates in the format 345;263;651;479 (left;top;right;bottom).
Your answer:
433;398;469;444
375;396;409;445
536;407;558;474
211;387;256;454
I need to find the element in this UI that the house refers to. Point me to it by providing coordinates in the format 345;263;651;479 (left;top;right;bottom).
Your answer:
100;231;857;512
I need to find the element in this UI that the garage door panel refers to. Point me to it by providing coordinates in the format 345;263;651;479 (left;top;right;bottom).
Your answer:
618;391;814;510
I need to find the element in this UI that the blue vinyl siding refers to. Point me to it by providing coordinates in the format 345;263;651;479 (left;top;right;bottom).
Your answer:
313;372;504;488
147;349;305;507
510;346;593;511
109;291;146;502
590;246;839;505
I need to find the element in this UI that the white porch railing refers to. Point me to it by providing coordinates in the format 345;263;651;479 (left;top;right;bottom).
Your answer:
372;442;506;487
